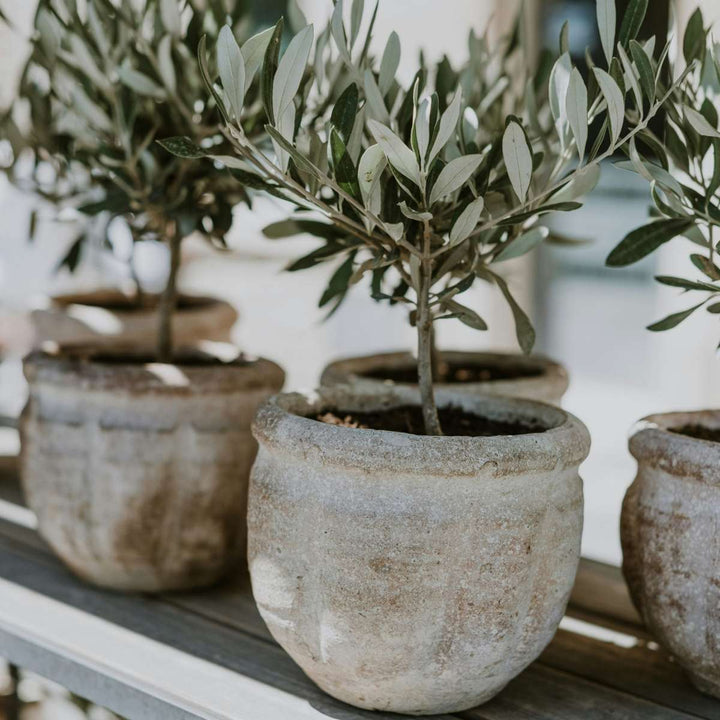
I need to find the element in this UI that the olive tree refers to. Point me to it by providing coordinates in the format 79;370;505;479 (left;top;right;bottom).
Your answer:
164;0;683;434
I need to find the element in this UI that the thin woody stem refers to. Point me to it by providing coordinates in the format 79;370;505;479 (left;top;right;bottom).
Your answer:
417;221;443;436
157;224;181;363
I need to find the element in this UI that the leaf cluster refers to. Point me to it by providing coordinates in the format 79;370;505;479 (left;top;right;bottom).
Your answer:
2;0;270;271
163;0;679;353
605;6;720;336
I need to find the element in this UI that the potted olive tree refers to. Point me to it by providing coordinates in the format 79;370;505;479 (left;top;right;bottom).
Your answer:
3;0;250;352
16;0;285;592
317;16;570;405
164;0;677;712
606;8;720;698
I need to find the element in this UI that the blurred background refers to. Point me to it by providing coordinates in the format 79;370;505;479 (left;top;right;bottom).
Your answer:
1;0;720;573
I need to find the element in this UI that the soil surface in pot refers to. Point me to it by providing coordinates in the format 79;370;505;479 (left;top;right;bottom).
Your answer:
670;424;720;443
316;406;545;437
362;360;544;384
63;347;253;368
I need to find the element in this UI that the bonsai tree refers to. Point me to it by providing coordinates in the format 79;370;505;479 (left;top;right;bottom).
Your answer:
1;0;278;362
606;8;718;338
164;0;683;434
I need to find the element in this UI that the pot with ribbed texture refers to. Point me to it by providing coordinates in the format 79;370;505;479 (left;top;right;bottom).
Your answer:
20;345;284;592
622;411;720;698
248;386;590;715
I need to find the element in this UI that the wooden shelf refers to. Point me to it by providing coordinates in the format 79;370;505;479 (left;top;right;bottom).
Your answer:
0;455;717;720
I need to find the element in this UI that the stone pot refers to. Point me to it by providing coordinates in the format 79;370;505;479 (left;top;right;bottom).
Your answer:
248;387;590;715
20;345;284;592
31;290;238;348
622;411;720;698
320;351;569;406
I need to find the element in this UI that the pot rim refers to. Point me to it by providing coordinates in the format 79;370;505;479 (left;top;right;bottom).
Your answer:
630;410;720;479
23;344;285;395
321;350;569;391
252;387;590;476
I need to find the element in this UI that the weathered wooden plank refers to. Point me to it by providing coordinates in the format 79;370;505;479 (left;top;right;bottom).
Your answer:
541;627;720;719
0;457;717;719
568;557;645;633
0;536;459;720
463;663;698;720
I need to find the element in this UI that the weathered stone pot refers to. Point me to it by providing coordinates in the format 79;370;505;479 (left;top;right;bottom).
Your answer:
622;411;720;698
248;387;590;715
320;351;569;406
31;290;238;348
20;345;284;592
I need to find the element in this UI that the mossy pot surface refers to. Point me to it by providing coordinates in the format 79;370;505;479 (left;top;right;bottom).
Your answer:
622;410;720;698
320;351;569;406
32;290;238;348
20;345;284;592
248;387;590;715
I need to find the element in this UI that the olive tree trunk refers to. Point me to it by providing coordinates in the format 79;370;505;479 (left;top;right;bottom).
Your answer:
417;255;443;436
157;228;181;363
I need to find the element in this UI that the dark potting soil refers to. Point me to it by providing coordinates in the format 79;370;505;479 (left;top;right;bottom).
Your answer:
58;294;215;312
362;360;543;385
670;425;720;443
315;405;545;437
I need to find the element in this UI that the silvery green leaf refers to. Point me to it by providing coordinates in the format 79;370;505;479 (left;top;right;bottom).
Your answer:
358;144;387;204
347;106;365;163
218;26;246;121
429;154;483;204
87;3;110;58
685;106;720;138
502;121;533;202
157;35;176;93
364;69;390;124
331;0;351;63
287;0;308;34
379;31;401;95
384;222;405;242
597;0;616;66
552;164;601;203
428;90;462;165
67;35;111;96
616;158;683;197
350;0;365;47
400;202;433;222
462;107;479;146
272;104;296;172
549;52;572;127
273;24;314;123
618;44;643;112
209;154;255;170
495;226;548;262
566;68;588;159
630;40;655;103
241;27;275;88
117;64;165;99
593;67;624;143
368;119;421;186
443;300;487;331
450;196;484;245
160;0;181;37
414;98;431;167
478;76;510;117
70;86;114;133
491;272;536;354
36;9;62;59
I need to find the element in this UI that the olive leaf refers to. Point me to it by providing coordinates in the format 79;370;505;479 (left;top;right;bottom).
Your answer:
502;120;532;201
217;25;246;120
